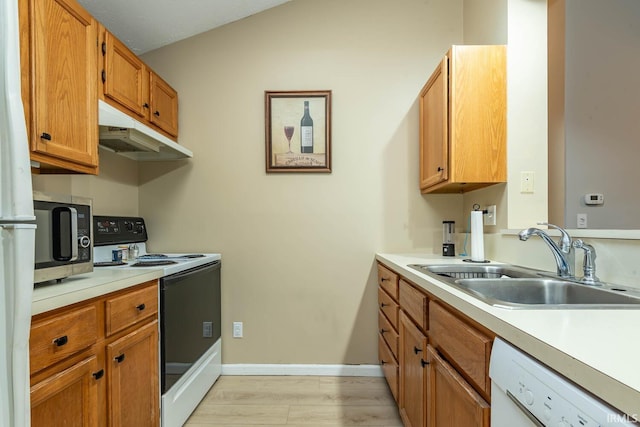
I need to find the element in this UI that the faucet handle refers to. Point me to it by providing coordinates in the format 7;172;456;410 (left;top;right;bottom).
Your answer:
537;222;572;252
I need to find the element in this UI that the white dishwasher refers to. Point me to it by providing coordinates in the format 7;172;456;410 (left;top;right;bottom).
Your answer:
490;338;636;427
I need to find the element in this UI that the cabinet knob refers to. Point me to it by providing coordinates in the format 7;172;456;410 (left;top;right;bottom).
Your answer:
53;335;68;347
380;359;386;365
114;354;126;363
380;328;387;334
154;111;160;117
437;167;444;172
143;103;149;109
101;70;106;83
421;359;429;368
380;302;387;308
380;277;389;282
40;132;52;141
413;346;422;355
136;303;146;311
92;369;104;380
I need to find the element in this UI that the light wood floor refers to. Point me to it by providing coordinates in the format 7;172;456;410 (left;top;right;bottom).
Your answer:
185;376;403;426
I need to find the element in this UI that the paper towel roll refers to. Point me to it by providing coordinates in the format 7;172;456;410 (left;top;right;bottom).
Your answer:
470;210;485;262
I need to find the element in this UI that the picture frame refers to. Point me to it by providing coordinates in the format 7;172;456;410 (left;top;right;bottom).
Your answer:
265;90;332;173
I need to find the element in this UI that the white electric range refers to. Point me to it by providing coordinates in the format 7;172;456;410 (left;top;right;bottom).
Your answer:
93;216;222;427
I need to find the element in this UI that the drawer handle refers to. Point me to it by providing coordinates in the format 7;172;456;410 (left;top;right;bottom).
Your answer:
136;303;146;311
92;369;104;380
114;354;125;363
421;359;429;368
40;132;52;141
53;335;68;347
380;328;388;334
413;346;422;355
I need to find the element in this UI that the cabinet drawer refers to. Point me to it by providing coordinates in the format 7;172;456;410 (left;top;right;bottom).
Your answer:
378;334;398;403
378;287;399;329
105;282;158;336
378;311;398;359
30;305;98;374
399;279;428;331
377;264;398;300
428;301;492;395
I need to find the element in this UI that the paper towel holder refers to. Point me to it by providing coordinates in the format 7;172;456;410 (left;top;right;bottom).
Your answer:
464;205;490;263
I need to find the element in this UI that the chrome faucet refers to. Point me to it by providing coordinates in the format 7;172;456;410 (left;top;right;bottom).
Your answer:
572;239;601;285
518;223;575;278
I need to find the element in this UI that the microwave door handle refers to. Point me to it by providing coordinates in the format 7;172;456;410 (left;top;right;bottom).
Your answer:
68;207;78;261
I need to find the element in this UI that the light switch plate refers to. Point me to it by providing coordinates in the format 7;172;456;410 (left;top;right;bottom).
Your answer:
484;205;497;226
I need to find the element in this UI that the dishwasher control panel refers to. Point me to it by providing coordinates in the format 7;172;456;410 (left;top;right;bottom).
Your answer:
490;339;636;427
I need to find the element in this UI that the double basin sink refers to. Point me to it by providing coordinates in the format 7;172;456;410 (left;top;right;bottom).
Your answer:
409;263;640;309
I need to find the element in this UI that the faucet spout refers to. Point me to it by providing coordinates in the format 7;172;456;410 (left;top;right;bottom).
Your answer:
518;225;575;278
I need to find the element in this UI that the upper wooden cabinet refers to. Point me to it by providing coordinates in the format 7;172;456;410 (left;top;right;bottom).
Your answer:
100;28;179;138
419;45;506;194
20;0;99;174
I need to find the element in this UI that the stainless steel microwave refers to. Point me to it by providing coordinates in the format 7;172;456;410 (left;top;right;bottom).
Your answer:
33;192;93;283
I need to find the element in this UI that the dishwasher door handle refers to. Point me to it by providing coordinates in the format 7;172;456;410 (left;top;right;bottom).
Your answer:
506;391;545;427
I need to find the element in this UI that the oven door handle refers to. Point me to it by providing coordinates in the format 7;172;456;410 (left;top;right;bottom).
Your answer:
506;391;544;427
52;207;78;261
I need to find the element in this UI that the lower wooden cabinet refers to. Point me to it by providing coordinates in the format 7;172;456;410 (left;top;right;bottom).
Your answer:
30;280;159;427
398;311;428;427
107;320;159;426
31;355;100;426
426;346;490;427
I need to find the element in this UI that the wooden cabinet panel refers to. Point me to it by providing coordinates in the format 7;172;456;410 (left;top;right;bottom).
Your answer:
103;31;146;117
378;287;399;329
378;310;399;359
427;346;490;427
30;305;98;374
107;320;159;427
399;311;428;427
399;279;428;332
31;355;99;427
149;72;178;137
377;264;399;300
105;282;158;337
429;301;492;396
378;334;398;403
419;45;506;194
26;0;98;173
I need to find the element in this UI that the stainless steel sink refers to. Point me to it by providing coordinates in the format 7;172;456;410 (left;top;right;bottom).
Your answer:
455;278;640;308
408;263;640;309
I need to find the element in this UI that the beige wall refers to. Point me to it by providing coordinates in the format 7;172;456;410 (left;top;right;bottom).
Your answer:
32;148;140;217
139;0;464;364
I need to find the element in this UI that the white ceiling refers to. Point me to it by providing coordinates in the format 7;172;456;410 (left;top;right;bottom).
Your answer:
77;0;291;54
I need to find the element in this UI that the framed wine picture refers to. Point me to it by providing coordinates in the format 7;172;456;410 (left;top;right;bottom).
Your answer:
265;90;332;173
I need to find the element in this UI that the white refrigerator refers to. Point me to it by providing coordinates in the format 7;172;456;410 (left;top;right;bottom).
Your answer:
0;0;36;426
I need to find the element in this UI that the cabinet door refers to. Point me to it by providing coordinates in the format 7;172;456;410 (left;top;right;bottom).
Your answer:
31;355;100;427
107;320;159;427
29;0;98;171
103;31;146;118
149;72;178;137
399;311;428;427
419;56;448;190
426;346;490;427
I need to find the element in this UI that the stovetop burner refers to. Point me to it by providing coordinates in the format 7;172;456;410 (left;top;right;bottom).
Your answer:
94;261;127;267
131;260;178;267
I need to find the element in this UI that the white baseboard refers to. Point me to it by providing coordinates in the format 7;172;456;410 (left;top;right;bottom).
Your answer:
221;364;383;377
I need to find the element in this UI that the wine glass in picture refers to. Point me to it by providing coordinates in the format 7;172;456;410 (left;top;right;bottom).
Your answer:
284;126;295;153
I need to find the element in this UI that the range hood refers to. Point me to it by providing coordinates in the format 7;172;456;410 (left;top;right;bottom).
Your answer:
98;100;193;161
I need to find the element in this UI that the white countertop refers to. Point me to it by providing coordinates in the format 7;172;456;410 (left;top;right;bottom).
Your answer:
32;268;164;315
376;253;640;416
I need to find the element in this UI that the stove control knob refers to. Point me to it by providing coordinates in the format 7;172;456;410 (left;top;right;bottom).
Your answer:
524;389;534;405
125;222;134;231
79;235;91;248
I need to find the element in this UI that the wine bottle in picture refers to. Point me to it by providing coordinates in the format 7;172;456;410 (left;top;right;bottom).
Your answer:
300;101;313;153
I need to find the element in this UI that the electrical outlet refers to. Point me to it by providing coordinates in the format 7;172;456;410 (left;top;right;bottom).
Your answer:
520;171;535;193
484;205;497;226
577;213;587;229
233;321;243;338
202;321;213;338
